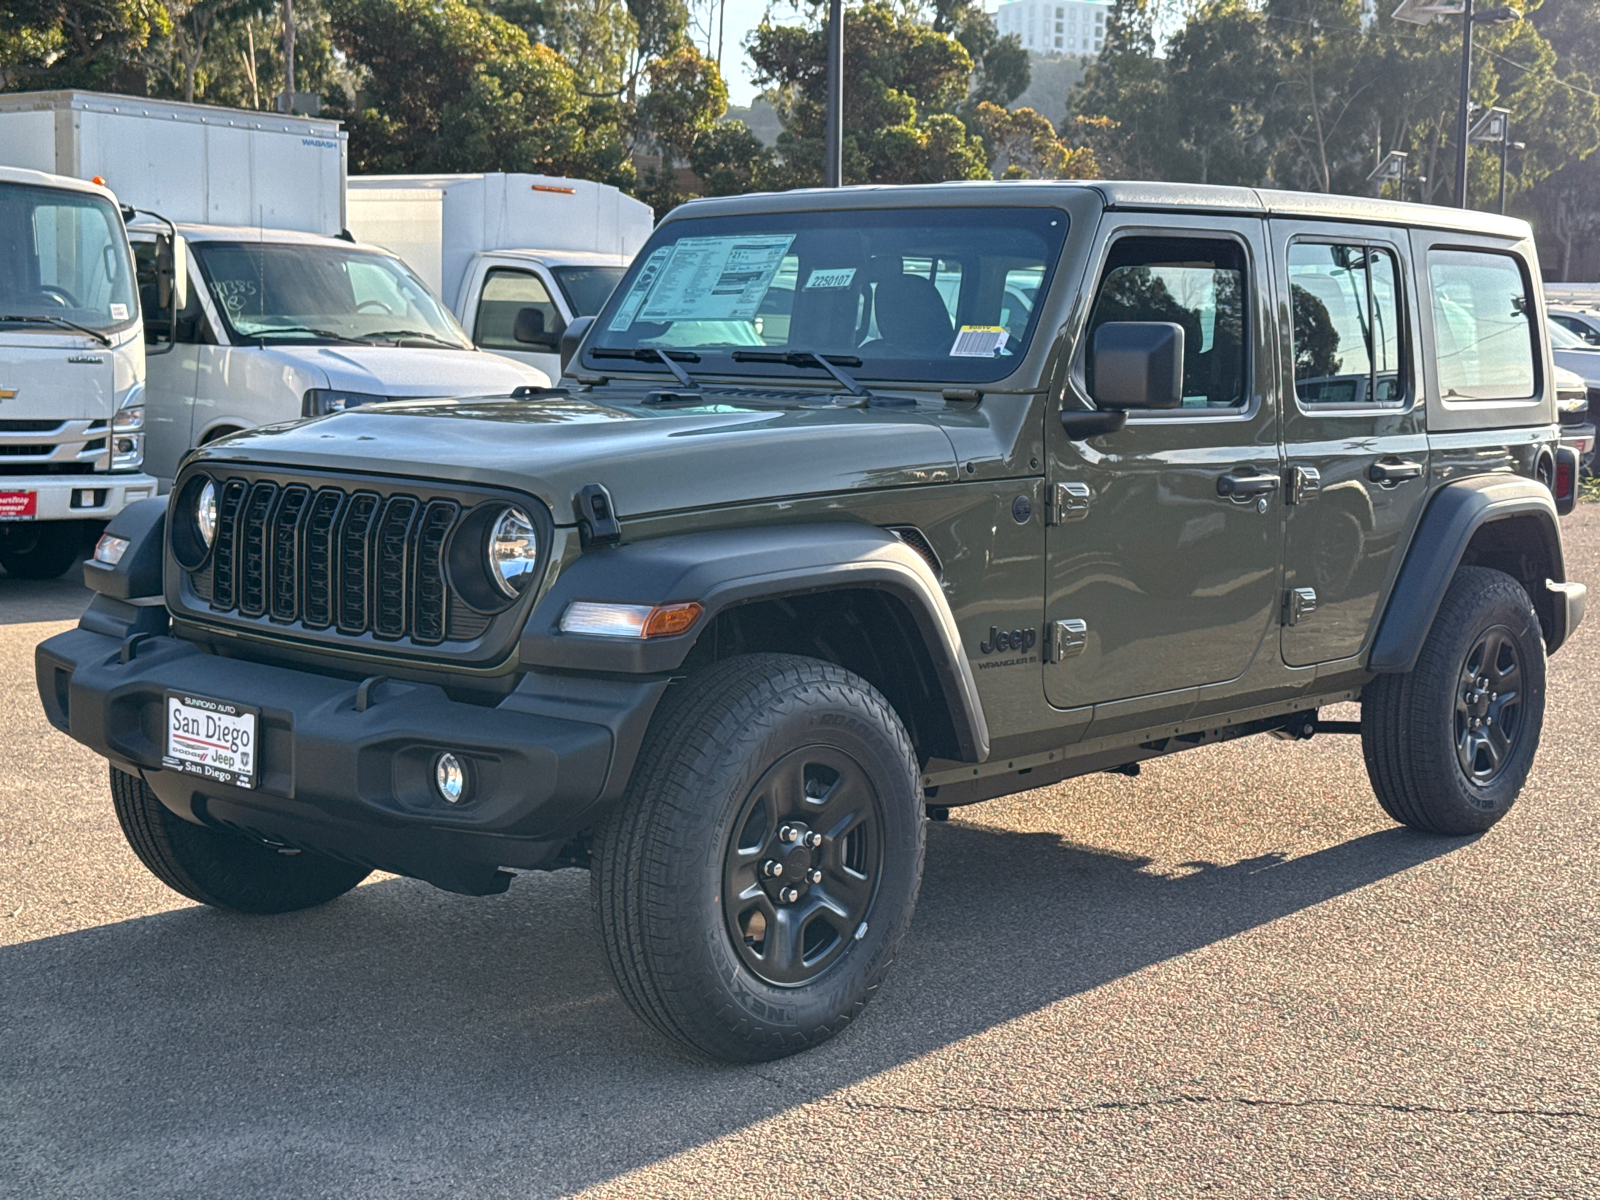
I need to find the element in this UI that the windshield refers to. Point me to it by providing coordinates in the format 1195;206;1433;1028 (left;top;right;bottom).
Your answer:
191;240;471;346
1548;317;1590;350
0;183;137;333
585;207;1069;384
551;265;626;317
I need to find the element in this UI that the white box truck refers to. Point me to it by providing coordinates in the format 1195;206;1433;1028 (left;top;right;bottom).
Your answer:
346;174;654;380
0;92;550;489
0;165;157;578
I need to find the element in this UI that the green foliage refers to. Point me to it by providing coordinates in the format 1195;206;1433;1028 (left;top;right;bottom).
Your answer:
0;0;170;92
971;100;1097;178
749;1;990;187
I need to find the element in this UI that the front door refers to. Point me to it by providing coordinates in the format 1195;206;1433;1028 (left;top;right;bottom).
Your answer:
466;266;565;379
1045;217;1284;717
1269;221;1429;667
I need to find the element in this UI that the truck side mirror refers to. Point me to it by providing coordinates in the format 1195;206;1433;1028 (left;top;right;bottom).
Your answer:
154;233;189;316
560;315;595;375
513;306;559;349
1090;321;1185;410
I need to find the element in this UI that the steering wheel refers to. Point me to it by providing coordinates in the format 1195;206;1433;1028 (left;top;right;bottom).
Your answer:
38;285;79;309
355;300;393;314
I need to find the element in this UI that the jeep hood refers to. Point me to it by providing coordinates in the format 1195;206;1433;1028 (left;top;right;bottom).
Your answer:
191;392;961;521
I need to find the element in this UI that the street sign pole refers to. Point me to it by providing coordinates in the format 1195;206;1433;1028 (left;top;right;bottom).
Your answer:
1456;0;1474;208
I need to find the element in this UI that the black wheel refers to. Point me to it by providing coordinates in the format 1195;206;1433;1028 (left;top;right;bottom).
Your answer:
0;529;84;579
1361;566;1546;834
592;653;924;1062
110;767;370;913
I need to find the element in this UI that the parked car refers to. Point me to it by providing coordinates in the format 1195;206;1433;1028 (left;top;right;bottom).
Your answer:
38;182;1586;1063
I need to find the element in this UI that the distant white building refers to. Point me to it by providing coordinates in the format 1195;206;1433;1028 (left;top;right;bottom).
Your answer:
994;0;1110;56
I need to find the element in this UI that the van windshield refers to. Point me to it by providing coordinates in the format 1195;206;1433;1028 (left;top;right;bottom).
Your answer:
585;207;1068;384
192;241;471;347
0;182;138;333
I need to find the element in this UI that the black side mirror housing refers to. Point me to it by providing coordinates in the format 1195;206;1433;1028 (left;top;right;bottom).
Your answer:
560;315;595;375
513;306;560;349
1091;321;1185;410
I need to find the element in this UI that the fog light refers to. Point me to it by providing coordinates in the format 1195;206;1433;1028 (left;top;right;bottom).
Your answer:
434;753;467;804
93;534;129;566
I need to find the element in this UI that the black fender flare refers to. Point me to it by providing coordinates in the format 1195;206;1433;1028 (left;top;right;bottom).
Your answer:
1368;475;1569;673
519;523;991;762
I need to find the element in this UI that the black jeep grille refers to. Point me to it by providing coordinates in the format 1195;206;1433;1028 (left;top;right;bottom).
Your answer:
192;476;487;646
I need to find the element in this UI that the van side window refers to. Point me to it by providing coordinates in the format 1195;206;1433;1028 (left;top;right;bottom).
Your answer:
1427;249;1536;401
133;241;213;346
1086;236;1247;408
475;269;563;351
1288;243;1404;406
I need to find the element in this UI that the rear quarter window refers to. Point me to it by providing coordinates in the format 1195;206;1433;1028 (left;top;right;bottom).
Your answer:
1427;249;1537;402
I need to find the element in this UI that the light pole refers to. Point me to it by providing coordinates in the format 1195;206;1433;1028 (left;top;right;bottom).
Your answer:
1391;0;1519;209
823;0;844;187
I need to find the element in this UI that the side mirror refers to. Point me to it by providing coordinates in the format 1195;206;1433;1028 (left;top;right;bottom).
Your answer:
560;315;595;375
1090;321;1185;410
155;233;188;315
513;306;559;348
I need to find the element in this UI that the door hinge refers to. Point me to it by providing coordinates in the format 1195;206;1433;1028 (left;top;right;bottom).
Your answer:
1287;464;1321;505
1045;618;1088;662
1283;587;1317;626
1046;481;1093;525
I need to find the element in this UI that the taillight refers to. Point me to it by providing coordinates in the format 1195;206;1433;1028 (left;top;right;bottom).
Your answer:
1554;446;1579;516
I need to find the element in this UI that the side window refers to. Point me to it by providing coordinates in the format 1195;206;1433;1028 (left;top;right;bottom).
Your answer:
1086;236;1248;408
474;269;562;351
1288;242;1405;406
133;242;212;346
1427;249;1536;401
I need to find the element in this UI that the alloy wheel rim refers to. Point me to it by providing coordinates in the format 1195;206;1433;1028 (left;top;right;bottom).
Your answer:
1454;624;1523;785
721;745;884;988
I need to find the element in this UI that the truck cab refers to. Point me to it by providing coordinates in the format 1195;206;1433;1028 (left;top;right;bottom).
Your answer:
452;249;629;379
0;167;156;578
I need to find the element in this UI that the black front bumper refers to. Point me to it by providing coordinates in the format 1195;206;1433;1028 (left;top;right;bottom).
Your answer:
37;627;669;894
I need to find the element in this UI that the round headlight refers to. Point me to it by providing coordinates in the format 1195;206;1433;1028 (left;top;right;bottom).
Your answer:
196;480;217;548
487;506;539;598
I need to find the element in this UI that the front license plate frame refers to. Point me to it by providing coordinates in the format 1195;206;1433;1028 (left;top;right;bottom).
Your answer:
163;692;259;790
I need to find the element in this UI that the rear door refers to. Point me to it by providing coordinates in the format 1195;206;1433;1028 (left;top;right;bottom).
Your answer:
1044;215;1283;722
1269;220;1429;667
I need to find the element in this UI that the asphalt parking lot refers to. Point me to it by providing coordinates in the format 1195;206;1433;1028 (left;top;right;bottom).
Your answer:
2;507;1597;1199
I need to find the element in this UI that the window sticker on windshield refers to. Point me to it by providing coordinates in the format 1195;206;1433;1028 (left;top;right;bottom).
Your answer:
805;268;856;290
110;303;128;320
608;246;673;332
950;326;1009;357
632;234;797;324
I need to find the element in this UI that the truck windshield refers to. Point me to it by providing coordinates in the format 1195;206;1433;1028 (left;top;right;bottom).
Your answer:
0;183;138;334
551;265;626;317
191;241;472;347
585;207;1068;384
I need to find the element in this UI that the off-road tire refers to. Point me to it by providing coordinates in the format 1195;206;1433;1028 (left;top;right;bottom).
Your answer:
0;529;85;579
110;767;370;913
1361;566;1546;834
592;653;924;1062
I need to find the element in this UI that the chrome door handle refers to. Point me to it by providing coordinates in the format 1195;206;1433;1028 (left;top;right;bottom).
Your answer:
1369;458;1423;484
1217;469;1281;500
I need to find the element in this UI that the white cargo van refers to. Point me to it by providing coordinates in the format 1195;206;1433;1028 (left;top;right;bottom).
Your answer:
0;93;549;488
0;166;157;578
346;174;654;380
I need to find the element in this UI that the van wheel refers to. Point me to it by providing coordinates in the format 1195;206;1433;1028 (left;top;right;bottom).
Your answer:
0;528;85;579
110;767;370;913
1361;566;1546;834
592;654;924;1062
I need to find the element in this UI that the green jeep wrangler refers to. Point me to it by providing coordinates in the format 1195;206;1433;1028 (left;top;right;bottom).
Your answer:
38;183;1587;1062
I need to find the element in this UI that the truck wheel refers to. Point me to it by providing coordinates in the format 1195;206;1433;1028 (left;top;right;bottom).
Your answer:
0;529;84;579
592;653;924;1062
1361;566;1546;834
109;767;370;913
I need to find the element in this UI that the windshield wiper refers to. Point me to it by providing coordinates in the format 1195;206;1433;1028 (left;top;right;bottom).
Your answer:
730;349;867;396
0;313;112;347
590;346;700;389
360;329;465;349
250;325;369;345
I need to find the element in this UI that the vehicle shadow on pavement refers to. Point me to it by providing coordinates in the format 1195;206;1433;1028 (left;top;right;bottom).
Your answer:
0;818;1459;1198
0;566;91;625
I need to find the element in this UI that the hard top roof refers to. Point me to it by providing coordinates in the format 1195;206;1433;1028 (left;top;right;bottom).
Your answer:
670;179;1531;240
0;165;119;203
